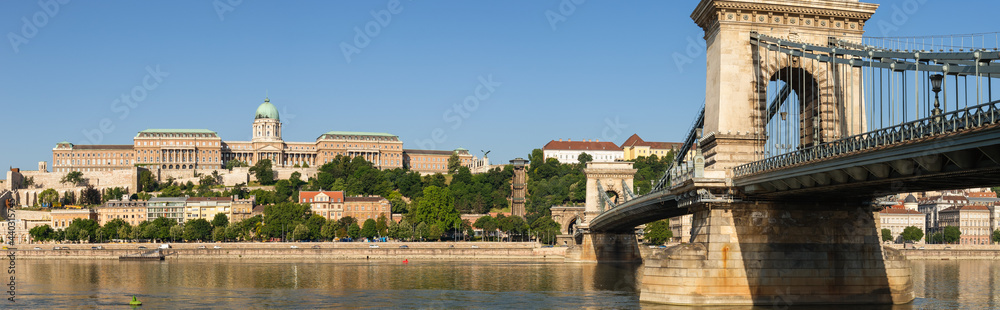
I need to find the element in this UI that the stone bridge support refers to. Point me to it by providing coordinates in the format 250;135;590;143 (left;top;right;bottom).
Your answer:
566;232;641;263
640;201;912;305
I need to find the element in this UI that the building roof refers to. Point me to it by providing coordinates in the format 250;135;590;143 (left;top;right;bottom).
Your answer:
299;191;344;203
187;197;233;202
346;196;388;202
904;194;917;203
619;134;682;150
255;97;279;121
68;144;134;150
941;205;990;212
403;149;456;156
879;208;924;215
148;197;188;202
321;131;397;138
138;129;217;135
543;140;621;151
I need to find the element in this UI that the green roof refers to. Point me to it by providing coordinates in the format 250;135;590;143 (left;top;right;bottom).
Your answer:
255;98;279;121
321;131;397;137
138;129;217;135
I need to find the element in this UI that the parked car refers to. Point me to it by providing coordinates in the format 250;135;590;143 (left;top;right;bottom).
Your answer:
33;247;41;250
213;246;222;249
311;245;320;249
91;246;103;250
197;246;207;249
369;245;379;248
52;246;61;250
137;246;147;249
290;246;299;249
159;244;172;249
470;245;479;249
399;245;409;249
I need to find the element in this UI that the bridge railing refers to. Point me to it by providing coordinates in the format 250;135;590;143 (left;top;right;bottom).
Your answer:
734;99;1000;178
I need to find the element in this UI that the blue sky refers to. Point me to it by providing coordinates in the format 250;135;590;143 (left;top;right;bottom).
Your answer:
1;0;997;175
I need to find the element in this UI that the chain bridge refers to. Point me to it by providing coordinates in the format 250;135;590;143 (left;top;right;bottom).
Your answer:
566;0;1000;306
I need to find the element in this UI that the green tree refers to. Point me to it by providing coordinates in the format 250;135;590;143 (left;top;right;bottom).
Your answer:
169;224;184;242
321;220;342;240
60;171;85;186
943;226;962;244
577;152;593;165
29;225;54;242
881;228;893;242
448;152;461;174
291;224;310;241
993;230;1000;244
416;222;429;241
79;185;101;205
530;216;561;245
183;219;213;241
411;186;460;234
427;224;443;241
138;170;159;192
361;219;378;239
262;202;312;239
212;226;226;242
225;159;249;170
250;159;275;185
38;189;59;207
644;219;672;245
118;226;131;242
930;232;944;244
100;218;130;242
499;216;528;241
376;214;389;237
474;215;499;241
901;226;924;243
211;213;229;229
347;222;361;239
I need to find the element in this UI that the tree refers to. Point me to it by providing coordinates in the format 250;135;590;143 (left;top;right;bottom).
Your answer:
474;216;499;241
427;224;443;241
38;189;59;207
994;230;1000;244
416;222;429;241
29;225;54;242
347;222;361;239
212;226;226;242
321;220;342;240
169;224;184;242
100;219;130;242
291;224;310;241
79;185;101;205
361;219;378;239
22;176;35;189
376;214;389;237
250;159;275;185
61;171;85;186
577;152;593;165
930;232;944;244
60;191;76;205
943;226;962;244
644;219;673;245
66;218;99;243
448;152;461;174
411;186;460;234
530;216;561;245
881;228;893;242
901;226;924;243
138;170;159;192
183;219;213;241
211;213;229;229
225;159;249;170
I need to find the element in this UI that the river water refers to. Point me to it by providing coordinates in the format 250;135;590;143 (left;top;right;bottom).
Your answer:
8;259;999;309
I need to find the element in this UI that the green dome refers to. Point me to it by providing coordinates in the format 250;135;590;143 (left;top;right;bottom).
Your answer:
255;98;279;121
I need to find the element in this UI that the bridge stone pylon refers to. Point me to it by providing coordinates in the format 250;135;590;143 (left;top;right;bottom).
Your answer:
567;161;639;262
695;0;872;174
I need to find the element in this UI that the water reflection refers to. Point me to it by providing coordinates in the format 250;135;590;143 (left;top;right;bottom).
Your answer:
14;259;1000;309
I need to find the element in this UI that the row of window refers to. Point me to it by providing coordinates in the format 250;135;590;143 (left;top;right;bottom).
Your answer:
56;152;132;158
137;141;219;147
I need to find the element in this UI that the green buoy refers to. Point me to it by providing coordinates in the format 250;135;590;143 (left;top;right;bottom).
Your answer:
129;295;142;306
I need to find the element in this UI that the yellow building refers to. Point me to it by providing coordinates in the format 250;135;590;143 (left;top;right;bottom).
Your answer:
620;134;681;160
183;197;234;222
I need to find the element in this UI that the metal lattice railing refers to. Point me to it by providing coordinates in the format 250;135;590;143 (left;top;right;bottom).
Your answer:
734;99;1000;178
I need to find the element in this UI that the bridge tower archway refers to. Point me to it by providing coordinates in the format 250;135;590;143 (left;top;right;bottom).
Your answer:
583;162;637;226
694;0;871;173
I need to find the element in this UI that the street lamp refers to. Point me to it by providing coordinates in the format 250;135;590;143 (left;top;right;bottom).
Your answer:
930;74;944;117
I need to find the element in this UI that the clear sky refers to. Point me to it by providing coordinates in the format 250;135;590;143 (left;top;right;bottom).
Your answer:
1;0;997;176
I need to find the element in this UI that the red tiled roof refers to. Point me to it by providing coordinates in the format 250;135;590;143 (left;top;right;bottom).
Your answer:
941;205;989;212
544;140;620;151
299;191;344;203
879;208;923;215
345;196;388;202
619;134;681;150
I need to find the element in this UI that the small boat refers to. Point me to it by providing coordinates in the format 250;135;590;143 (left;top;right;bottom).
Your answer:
120;249;165;261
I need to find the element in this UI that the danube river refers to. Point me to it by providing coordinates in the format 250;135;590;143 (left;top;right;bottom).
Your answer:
10;259;1000;309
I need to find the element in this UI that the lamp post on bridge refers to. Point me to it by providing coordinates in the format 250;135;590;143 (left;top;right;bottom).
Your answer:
930;74;944;119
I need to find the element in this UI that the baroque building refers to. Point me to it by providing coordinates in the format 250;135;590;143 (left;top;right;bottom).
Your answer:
51;98;480;174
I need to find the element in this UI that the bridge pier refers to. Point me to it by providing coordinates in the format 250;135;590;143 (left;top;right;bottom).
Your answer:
640;201;912;305
566;232;641;263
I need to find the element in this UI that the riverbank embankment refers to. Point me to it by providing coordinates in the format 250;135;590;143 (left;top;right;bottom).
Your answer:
886;244;1000;260
11;242;568;260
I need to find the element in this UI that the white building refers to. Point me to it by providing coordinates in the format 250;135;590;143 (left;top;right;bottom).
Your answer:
542;139;624;164
879;207;927;244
